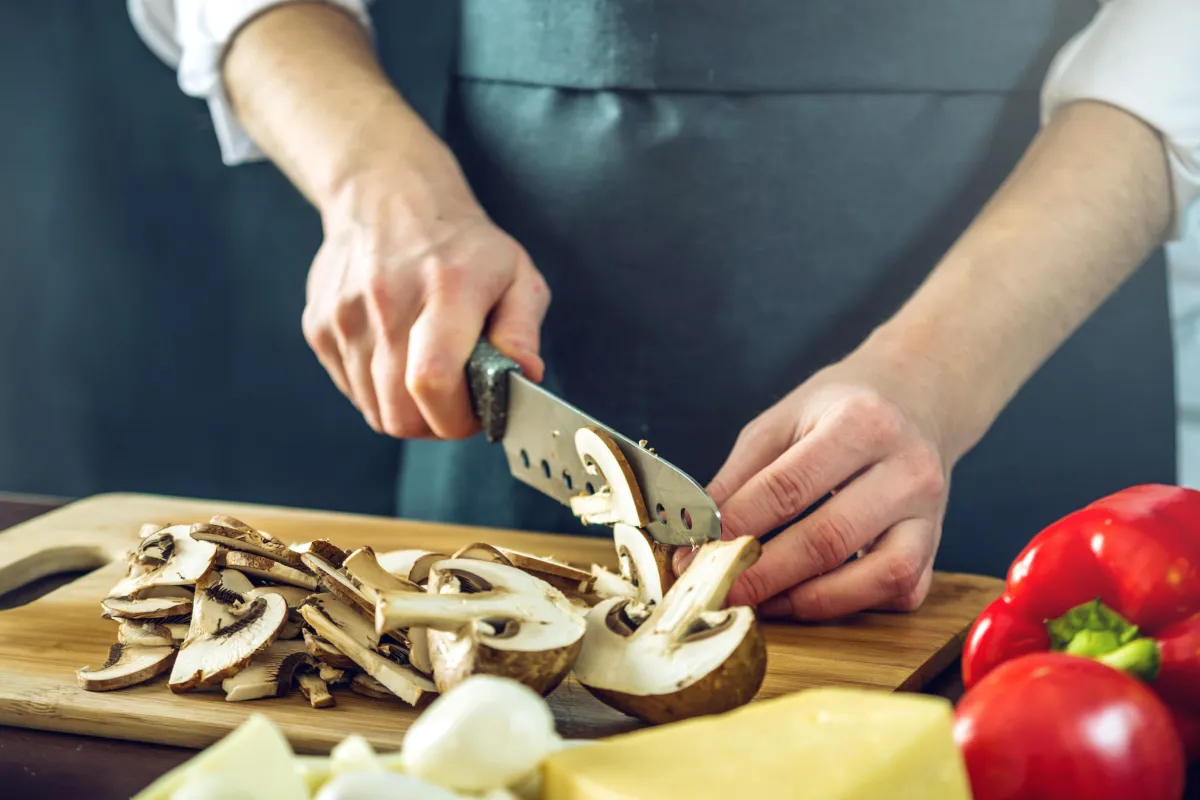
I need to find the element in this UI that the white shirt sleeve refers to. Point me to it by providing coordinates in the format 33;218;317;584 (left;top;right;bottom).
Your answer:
126;0;374;166
1042;0;1200;243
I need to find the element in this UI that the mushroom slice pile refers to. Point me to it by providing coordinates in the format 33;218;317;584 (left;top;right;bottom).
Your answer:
169;569;289;693
300;551;374;614
117;619;183;647
289;539;348;568
190;520;307;570
303;629;358;670
342;547;421;600
375;558;586;695
77;643;176;691
299;594;435;706
571;535;767;724
221;640;314;702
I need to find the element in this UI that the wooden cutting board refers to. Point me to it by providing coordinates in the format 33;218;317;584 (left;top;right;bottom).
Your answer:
0;492;1004;754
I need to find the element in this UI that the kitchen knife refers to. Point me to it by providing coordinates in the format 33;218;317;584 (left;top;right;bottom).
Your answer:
466;340;721;547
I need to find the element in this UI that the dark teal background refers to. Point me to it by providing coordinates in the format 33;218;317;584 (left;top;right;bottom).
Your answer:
0;3;456;514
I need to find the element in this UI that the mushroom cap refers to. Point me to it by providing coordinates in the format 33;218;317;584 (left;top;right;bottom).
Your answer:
575;599;767;723
570;536;767;723
77;643;177;691
343;548;421;599
289;539;349;569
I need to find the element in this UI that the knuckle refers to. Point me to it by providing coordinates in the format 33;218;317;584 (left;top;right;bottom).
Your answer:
424;257;469;298
906;446;947;499
332;298;362;341
801;512;857;572
880;555;924;603
737;567;774;607
843;393;903;447
789;583;837;620
365;274;395;314
760;467;815;520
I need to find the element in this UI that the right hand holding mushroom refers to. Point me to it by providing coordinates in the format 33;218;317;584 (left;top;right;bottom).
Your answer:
301;143;550;439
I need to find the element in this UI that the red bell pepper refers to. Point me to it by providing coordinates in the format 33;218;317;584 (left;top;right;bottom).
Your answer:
961;483;1200;759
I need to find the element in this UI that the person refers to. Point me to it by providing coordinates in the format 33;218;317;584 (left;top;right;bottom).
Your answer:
126;0;1199;621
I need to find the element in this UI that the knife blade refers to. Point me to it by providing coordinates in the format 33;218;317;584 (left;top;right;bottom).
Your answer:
466;340;721;547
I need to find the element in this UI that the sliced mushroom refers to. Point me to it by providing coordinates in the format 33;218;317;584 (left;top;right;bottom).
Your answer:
221;640;314;702
101;587;194;620
342;547;421;600
588;565;639;601
216;550;318;590
244;584;313;609
611;523;675;605
348;672;399;701
109;525;218;597
451;543;514;566
117;620;179;647
298;672;336;708
300;552;373;614
568;427;650;527
571;536;767;724
300;596;435;706
317;663;351;685
78;643;176;691
190;522;307;570
376;559;586;695
494;548;597;595
303;629;358;671
377;549;448;585
190;569;255;637
169;571;289;693
207;515;257;535
290;539;348;568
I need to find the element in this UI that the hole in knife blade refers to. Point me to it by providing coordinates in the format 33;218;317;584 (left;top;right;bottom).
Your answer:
562;470;573;490
541;459;551;479
520;449;530;469
681;508;693;530
656;503;667;525
585;482;595;495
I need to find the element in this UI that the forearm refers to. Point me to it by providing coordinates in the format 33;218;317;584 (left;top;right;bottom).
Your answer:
222;2;458;211
864;100;1173;458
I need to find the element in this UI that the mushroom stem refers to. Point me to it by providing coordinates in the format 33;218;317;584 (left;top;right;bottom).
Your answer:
649;536;760;642
376;592;539;634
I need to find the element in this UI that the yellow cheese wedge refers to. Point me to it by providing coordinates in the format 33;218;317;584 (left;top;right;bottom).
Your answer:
541;688;971;800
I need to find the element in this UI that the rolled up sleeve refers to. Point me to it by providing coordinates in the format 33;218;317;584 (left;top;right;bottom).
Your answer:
1042;0;1200;243
127;0;374;166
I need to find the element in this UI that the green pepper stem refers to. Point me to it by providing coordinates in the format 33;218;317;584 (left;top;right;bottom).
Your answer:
1096;638;1161;682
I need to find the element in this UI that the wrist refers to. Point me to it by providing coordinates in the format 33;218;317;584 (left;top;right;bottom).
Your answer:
852;318;1000;464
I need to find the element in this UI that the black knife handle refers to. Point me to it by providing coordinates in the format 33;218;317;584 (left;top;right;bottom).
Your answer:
467;339;523;443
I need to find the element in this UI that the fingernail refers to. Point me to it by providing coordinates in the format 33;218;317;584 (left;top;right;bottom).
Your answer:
672;547;697;576
758;595;792;619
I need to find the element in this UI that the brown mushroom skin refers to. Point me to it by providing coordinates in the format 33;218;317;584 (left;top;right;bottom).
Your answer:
429;633;582;697
581;623;767;724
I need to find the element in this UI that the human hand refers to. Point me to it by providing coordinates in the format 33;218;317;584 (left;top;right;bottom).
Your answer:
674;347;962;621
302;151;550;439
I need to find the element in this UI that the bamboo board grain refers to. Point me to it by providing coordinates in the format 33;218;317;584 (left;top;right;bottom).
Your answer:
0;492;1003;754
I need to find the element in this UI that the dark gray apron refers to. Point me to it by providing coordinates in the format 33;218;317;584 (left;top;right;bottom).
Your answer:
396;0;1177;577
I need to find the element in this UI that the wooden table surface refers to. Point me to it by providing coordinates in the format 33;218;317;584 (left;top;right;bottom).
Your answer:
0;494;1195;799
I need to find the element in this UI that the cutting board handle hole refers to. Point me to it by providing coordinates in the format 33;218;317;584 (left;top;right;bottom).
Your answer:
0;546;112;610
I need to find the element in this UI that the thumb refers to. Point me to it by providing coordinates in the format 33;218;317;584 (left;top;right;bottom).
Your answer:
487;255;550;382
